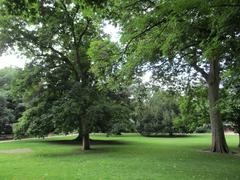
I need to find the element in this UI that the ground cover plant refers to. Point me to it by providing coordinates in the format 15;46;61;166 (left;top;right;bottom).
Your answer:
0;134;239;180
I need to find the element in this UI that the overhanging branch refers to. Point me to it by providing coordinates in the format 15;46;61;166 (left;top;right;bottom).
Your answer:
123;19;167;54
190;62;208;81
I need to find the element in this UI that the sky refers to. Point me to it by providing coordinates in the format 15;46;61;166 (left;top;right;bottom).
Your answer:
0;54;27;69
0;23;120;69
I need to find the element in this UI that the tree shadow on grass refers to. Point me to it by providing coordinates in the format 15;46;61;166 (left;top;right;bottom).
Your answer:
36;140;128;158
144;134;194;138
44;139;129;146
40;146;125;158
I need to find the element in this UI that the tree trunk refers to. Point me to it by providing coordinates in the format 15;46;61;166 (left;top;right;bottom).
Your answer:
81;120;90;150
74;132;83;142
207;59;229;153
82;133;90;150
238;133;240;148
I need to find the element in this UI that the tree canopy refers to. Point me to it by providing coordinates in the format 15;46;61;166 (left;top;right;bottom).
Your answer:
91;0;240;153
0;0;132;150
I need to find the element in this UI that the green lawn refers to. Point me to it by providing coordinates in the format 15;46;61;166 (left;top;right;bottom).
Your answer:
0;134;239;180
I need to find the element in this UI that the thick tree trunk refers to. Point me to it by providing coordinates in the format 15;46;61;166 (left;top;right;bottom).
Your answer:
207;60;229;153
82;133;90;150
81;120;90;150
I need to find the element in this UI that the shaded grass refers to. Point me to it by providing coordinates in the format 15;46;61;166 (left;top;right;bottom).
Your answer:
143;134;193;138
0;134;239;180
45;139;129;146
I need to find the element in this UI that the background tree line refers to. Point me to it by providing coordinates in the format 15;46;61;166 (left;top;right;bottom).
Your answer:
1;66;239;148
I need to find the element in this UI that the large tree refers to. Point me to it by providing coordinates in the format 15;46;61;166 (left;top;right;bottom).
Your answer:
0;0;115;150
99;0;240;153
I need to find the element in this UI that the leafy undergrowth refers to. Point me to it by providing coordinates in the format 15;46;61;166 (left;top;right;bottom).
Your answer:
0;134;239;180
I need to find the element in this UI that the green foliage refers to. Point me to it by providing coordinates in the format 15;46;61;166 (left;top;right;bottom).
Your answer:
221;65;240;144
104;0;240;85
0;67;19;96
103;0;240;103
194;125;210;134
0;96;14;134
0;1;133;140
88;39;122;89
0;67;24;135
174;86;209;133
12;63;133;138
100;1;240;152
13;101;54;139
136;90;179;136
87;99;133;135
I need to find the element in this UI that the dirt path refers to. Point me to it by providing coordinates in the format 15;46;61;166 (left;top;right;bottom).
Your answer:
0;148;32;154
0;133;78;144
0;139;16;143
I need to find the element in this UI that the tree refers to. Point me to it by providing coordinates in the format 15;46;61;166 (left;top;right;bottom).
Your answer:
222;60;240;147
0;67;23;136
12;62;132;140
223;98;240;147
174;85;209;133
87;94;134;135
0;0;117;150
102;0;240;153
0;96;14;135
136;90;179;136
0;67;19;96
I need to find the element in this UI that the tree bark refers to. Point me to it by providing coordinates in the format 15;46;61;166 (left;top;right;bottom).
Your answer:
82;133;90;150
81;119;90;150
207;59;229;153
238;133;240;148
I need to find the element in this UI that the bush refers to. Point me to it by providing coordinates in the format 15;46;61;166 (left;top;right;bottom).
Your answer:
194;125;210;133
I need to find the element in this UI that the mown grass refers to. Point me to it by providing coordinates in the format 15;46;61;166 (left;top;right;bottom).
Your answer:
0;134;239;180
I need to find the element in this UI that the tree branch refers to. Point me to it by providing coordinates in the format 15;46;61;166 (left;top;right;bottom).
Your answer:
60;0;81;76
48;46;79;80
123;19;167;54
78;19;90;45
210;4;240;8
190;61;208;81
178;48;208;81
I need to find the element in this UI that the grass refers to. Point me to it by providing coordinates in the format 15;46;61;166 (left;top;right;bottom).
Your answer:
0;134;239;180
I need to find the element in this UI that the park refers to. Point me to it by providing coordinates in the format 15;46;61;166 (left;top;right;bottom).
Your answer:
0;0;240;179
